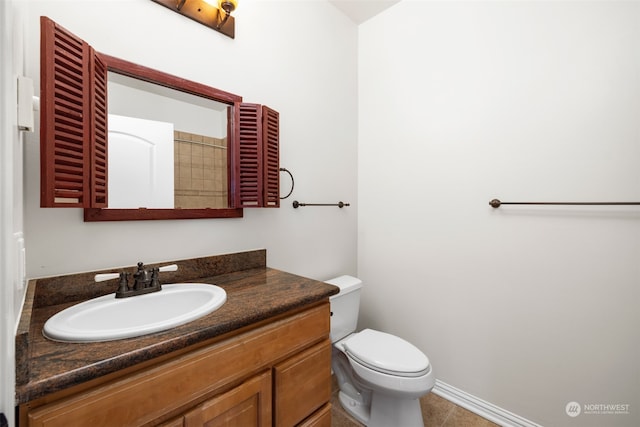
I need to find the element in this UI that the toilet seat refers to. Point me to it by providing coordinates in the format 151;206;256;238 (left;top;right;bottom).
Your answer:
343;329;430;378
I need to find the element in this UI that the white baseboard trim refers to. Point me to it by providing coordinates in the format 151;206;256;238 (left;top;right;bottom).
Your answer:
432;380;543;427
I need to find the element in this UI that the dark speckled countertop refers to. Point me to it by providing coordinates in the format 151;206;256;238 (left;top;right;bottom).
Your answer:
15;250;338;405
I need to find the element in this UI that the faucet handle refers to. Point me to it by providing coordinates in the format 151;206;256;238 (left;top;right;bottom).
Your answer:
158;264;178;272
95;264;176;283
95;272;120;282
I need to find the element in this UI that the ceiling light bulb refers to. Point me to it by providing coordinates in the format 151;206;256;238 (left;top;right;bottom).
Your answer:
218;0;237;13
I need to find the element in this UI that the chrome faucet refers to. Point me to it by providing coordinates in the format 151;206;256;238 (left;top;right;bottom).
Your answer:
95;262;178;298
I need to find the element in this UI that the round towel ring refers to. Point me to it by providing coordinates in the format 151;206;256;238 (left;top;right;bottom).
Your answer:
280;168;294;199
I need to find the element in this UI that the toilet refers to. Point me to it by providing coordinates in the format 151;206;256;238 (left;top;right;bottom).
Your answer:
327;275;435;427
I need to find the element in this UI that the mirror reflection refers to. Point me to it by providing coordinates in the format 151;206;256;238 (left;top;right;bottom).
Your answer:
107;72;229;209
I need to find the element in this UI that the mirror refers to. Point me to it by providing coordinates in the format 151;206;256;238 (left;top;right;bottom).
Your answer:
107;72;229;210
84;53;244;221
40;16;278;220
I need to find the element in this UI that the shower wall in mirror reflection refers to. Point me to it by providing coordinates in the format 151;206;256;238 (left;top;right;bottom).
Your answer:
174;130;228;209
108;72;229;210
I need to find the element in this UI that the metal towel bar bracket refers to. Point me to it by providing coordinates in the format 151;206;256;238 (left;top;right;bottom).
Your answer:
293;201;350;208
489;198;640;208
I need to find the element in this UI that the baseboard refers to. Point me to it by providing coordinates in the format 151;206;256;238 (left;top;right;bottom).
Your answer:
432;380;542;427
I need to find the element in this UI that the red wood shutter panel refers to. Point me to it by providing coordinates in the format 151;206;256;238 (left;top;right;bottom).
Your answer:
40;17;107;208
40;16;91;207
235;103;280;208
262;106;279;207
236;103;263;207
90;52;108;207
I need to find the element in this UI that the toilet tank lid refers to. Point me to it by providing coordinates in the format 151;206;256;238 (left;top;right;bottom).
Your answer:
325;275;362;295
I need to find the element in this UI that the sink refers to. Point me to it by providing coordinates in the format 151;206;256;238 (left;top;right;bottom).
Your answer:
43;284;227;343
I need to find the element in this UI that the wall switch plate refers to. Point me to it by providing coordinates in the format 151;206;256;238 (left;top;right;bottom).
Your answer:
17;75;34;132
13;232;25;291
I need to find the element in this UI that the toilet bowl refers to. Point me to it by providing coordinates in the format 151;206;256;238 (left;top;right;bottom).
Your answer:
327;275;435;427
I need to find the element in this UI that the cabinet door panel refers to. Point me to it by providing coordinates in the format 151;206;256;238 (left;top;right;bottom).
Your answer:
184;371;271;427
297;404;331;427
157;417;184;427
274;340;331;427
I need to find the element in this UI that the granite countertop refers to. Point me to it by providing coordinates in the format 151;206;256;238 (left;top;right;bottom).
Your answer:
15;250;339;404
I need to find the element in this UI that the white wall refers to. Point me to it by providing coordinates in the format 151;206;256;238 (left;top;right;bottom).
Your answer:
23;0;358;280
1;0;26;423
358;2;639;427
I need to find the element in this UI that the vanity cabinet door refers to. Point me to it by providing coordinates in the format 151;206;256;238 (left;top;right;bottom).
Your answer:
157;417;184;427
273;339;332;427
297;404;331;427
183;370;272;427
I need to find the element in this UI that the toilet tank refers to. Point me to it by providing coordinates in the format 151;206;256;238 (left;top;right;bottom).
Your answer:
326;275;362;343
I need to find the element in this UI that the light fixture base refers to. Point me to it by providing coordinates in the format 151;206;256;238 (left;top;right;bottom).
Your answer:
151;0;235;39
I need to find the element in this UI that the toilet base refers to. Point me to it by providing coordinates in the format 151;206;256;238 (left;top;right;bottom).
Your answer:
339;390;370;425
339;389;425;427
369;392;424;427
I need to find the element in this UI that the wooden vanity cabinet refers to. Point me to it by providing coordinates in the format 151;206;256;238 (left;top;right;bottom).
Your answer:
20;302;332;427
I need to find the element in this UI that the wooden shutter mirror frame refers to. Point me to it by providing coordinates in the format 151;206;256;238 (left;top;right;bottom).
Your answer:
235;103;280;208
40;16;280;221
262;106;280;208
40;18;95;208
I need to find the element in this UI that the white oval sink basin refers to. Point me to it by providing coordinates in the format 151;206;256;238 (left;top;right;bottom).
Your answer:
43;283;226;343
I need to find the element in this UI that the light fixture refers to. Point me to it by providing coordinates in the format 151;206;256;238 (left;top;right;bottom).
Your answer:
151;0;238;38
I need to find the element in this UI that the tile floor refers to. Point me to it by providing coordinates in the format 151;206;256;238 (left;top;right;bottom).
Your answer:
330;376;500;427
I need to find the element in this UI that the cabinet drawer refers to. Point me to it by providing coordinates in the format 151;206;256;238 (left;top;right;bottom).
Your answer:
274;340;332;427
298;404;331;427
183;370;272;427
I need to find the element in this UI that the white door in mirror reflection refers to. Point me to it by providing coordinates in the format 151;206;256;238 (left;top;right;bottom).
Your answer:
108;114;174;209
